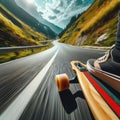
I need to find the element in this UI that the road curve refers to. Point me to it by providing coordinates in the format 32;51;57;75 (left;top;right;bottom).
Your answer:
0;41;105;120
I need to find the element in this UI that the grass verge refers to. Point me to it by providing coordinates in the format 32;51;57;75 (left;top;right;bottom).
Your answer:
0;46;51;63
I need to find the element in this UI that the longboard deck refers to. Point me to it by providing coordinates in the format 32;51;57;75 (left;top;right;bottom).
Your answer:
71;61;120;120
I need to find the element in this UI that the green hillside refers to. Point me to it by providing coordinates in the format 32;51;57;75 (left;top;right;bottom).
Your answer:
60;0;120;47
0;5;47;47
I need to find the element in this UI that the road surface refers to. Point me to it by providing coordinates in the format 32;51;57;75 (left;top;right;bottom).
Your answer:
0;41;105;120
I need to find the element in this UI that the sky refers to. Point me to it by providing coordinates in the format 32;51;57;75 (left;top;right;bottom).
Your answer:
15;0;94;29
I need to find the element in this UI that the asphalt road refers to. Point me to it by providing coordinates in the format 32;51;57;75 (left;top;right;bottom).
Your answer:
0;41;105;120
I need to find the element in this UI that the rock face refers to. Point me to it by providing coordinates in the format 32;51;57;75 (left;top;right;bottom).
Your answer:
95;33;108;45
76;35;87;45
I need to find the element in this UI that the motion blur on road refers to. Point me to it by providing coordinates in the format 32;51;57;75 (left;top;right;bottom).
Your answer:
0;41;104;120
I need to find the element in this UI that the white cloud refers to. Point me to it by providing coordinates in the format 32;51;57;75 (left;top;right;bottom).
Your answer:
35;0;93;28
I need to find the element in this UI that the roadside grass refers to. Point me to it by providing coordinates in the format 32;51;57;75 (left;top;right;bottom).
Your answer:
82;15;118;46
0;46;51;63
79;0;120;35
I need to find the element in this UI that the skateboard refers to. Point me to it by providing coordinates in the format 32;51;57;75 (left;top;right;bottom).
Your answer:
55;61;120;120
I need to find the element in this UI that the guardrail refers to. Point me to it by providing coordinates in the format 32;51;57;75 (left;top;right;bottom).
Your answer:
0;44;52;54
0;44;54;63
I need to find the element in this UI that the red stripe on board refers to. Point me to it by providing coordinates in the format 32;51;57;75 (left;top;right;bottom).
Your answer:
84;71;120;117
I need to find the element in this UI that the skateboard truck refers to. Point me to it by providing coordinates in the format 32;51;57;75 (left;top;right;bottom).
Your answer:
70;76;78;83
75;62;86;72
55;62;87;92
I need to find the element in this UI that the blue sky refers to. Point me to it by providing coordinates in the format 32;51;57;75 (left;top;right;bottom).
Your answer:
15;0;94;29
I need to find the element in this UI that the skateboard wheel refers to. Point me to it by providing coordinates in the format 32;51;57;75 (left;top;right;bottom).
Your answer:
55;73;70;92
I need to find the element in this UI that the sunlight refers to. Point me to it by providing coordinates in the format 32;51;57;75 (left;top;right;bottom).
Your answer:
25;0;35;4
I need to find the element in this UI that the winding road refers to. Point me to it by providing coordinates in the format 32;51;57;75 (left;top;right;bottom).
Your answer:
0;41;105;120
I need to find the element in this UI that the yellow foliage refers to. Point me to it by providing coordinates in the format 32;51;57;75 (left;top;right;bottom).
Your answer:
60;0;120;46
81;0;120;34
0;46;51;63
0;5;47;46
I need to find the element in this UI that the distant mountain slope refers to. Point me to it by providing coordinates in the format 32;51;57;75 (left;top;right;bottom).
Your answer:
0;0;57;39
60;0;120;46
0;5;47;47
15;0;63;34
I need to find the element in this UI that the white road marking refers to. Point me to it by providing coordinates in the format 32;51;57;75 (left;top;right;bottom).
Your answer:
0;50;59;120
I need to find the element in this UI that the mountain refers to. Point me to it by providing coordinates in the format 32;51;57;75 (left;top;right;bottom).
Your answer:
0;5;47;47
60;0;120;46
0;0;57;39
14;0;63;35
59;15;81;38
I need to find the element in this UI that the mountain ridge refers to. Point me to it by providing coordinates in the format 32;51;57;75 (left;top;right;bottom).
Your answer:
0;5;48;47
0;0;57;39
15;0;63;34
60;0;120;46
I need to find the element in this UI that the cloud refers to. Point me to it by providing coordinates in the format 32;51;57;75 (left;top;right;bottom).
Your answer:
35;0;94;28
